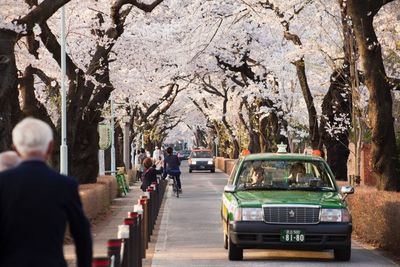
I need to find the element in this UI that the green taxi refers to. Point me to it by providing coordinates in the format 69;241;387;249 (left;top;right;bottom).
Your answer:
221;150;354;261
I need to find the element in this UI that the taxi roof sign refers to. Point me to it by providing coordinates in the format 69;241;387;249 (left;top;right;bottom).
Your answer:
276;142;287;153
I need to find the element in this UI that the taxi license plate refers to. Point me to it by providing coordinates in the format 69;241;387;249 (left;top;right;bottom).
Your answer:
280;229;305;242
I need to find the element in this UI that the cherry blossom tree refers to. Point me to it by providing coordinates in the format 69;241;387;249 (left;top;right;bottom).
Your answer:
347;0;400;190
0;0;166;183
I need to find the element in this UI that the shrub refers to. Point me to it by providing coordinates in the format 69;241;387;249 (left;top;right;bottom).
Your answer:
347;186;400;256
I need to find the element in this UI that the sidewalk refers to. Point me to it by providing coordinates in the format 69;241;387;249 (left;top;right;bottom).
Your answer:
64;181;145;267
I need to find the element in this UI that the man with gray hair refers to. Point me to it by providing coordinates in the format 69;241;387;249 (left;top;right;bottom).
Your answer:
0;151;21;171
0;118;92;267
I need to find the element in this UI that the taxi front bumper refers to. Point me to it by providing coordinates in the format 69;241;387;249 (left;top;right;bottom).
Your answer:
229;221;352;250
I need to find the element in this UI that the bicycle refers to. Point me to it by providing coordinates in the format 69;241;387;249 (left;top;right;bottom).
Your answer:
167;174;180;198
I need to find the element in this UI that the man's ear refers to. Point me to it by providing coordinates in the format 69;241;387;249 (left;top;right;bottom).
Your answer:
46;141;54;160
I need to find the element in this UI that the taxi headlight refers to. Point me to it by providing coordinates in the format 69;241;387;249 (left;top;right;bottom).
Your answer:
192;160;197;165
241;208;263;221
320;208;350;222
233;207;241;221
208;160;213;165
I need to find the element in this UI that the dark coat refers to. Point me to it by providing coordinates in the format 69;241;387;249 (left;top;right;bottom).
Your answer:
0;160;92;267
140;167;159;191
164;154;180;170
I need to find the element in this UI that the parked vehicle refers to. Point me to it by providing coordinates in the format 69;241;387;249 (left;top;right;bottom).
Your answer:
221;149;354;261
188;149;215;173
177;150;191;160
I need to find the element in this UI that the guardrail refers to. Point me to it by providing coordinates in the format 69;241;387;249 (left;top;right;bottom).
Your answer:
92;178;168;267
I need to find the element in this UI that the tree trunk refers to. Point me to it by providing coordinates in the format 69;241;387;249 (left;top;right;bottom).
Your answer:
239;101;261;153
0;30;21;151
320;3;353;181
221;101;239;158
320;70;351;181
259;116;270;153
69;119;100;184
294;59;321;150
347;0;399;191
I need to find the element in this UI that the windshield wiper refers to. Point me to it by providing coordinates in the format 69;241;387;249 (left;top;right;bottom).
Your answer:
237;185;288;191
289;187;335;192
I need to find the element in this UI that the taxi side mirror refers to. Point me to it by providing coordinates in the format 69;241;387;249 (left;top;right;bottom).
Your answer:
224;185;236;193
341;185;354;194
340;185;354;200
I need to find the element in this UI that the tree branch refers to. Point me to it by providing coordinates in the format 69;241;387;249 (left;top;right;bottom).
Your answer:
39;22;81;81
17;0;71;33
201;75;224;97
18;65;56;131
111;0;164;34
387;76;400;90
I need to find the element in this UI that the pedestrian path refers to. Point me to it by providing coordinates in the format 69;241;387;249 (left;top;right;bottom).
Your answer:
64;182;145;267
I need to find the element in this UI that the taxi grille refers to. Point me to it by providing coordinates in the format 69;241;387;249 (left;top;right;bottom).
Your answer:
263;206;320;224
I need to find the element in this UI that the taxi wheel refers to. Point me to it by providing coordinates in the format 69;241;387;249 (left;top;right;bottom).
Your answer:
228;231;243;260
334;245;351;261
189;169;192;173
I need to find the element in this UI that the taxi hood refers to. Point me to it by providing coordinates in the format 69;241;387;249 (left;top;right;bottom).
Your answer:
233;190;345;209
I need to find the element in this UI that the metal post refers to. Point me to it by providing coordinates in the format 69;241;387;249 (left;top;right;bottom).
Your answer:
141;132;144;149
111;98;116;174
99;150;105;176
124;218;136;267
131;142;136;169
60;6;68;175
134;204;144;259
128;212;142;267
123;122;130;171
107;239;122;267
92;257;110;267
139;197;149;249
117;225;129;267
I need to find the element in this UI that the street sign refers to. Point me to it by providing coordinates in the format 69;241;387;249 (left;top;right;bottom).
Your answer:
214;137;219;145
99;123;111;150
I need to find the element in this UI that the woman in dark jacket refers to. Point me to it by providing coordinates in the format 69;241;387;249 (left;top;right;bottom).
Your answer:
140;157;159;191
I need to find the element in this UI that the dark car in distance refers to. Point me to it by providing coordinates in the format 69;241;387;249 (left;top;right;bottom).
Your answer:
177;150;191;160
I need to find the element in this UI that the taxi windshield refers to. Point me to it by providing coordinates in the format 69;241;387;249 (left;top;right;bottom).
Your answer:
236;160;336;192
191;151;213;158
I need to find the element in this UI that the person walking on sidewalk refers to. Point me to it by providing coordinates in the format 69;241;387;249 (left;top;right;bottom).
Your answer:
0;118;92;267
137;148;147;179
140;158;161;191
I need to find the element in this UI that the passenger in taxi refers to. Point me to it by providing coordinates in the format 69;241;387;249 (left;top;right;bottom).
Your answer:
250;167;264;185
289;162;306;184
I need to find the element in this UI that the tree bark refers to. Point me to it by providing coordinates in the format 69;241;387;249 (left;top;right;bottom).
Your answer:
221;93;239;158
239;100;261;153
0;30;21;151
320;69;351;181
320;3;353;181
293;58;321;150
347;0;399;191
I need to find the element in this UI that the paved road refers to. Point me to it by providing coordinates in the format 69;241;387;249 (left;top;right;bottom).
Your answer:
146;162;398;267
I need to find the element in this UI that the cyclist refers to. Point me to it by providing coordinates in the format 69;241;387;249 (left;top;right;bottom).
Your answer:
163;147;182;192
